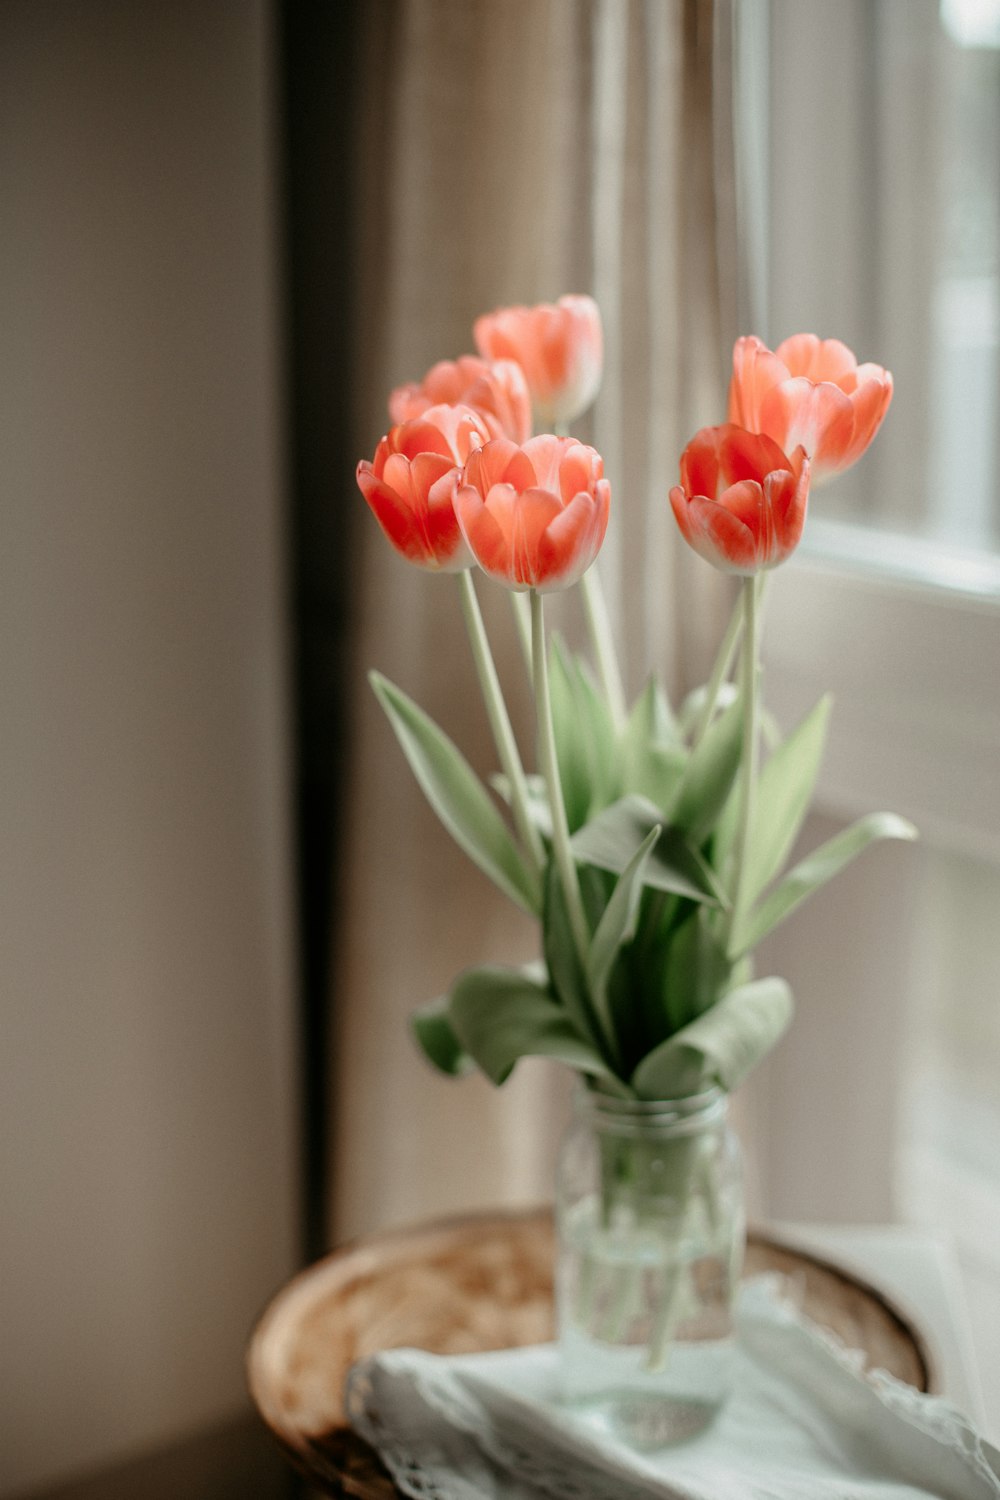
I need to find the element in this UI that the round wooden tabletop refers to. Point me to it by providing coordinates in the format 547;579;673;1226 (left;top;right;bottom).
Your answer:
247;1208;935;1499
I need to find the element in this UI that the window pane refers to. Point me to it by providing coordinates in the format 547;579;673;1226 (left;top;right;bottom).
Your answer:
898;849;1000;1421
768;0;1000;552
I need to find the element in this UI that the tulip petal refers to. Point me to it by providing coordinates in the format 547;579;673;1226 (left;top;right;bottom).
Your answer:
522;434;566;493
773;333;820;379
502;446;540;493
535;486;609;591
759;377;854;472
388;382;425;424
727;332;891;484
474;296;603;426
457;428;608;591
718;478;767;533
409;451;454;500
558;443;600;506
777;334;857;386
511;487;563;586
382;452;416;502
358;467;432;566
426;469;470;571
719;426;793;489
392;418;455;462
423;360;466;402
466;438;521;498
486;358;533;443
680;427;724;501
839;374;894;471
670;488;759;574
762;467;808;563
729;337;789;429
473;314;523;370
455;481;515;583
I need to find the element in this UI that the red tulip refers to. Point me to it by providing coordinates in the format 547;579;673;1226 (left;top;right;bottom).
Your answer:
356;404;491;572
669;424;810;575
473;295;603;426
388;355;532;444
729;334;892;484
454;434;610;592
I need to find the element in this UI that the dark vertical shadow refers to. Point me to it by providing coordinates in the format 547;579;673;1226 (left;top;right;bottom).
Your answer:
275;0;364;1266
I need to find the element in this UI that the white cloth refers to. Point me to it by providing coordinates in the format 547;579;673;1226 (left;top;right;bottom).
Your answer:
345;1280;1000;1500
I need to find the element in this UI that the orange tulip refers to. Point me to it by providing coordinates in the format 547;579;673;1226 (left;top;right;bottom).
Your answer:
356;404;491;572
473;295;603;426
669;424;810;575
388;355;532;444
729;334;892;484
454;434;610;592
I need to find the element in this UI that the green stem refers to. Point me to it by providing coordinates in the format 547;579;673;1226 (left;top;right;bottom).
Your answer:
580;566;627;729
457;571;546;887
531;589;590;966
510;591;534;681
692;588;743;748
552;419;626;728
726;577;760;957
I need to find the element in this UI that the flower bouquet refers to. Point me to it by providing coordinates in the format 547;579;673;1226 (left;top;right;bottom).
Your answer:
356;297;913;1440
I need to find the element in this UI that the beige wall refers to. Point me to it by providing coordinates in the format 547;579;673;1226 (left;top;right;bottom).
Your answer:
0;3;298;1493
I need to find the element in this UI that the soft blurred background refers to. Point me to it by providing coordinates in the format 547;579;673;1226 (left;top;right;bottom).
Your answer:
1;0;998;1495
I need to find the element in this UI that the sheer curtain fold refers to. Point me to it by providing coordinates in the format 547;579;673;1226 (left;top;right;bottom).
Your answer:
330;0;736;1242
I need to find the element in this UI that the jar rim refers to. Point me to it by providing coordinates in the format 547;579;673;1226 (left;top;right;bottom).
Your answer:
577;1083;727;1132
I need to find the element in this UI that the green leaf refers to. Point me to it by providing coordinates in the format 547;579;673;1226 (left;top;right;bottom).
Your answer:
569;652;620;810
678;680;739;738
731;812;918;956
548;636;619;826
448;964;628;1092
660;909;733;1033
673;696;744;843
549;637;592;831
411;1001;472;1077
371;672;540;915
717;694;833;903
621;678;687;810
491;772;552;839
570;796;727;906
543;861;608;1055
587;825;661;1041
632;977;793;1099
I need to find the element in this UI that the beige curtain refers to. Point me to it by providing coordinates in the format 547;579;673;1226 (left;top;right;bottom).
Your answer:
330;0;738;1242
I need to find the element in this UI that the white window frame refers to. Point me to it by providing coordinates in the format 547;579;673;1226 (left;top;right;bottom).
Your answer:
734;0;1000;1244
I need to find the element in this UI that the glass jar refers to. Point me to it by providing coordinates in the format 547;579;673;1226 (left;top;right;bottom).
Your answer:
555;1086;744;1447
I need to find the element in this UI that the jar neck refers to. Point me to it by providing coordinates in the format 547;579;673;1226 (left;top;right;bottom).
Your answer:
578;1085;727;1139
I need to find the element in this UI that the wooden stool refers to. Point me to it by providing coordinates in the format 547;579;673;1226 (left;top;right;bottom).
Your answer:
248;1208;935;1498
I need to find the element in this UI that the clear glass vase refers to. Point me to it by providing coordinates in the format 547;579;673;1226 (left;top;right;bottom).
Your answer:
555;1086;744;1447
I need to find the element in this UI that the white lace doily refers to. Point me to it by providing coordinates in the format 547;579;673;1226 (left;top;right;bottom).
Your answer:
345;1278;1000;1500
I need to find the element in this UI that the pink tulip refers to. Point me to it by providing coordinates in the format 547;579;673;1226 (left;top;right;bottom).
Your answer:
454;434;610;592
669;424;810;575
356;404;491;572
729;334;893;484
388;355;532;444
473;295;603;426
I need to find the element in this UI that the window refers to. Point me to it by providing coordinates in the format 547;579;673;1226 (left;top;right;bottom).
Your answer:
743;0;1000;1420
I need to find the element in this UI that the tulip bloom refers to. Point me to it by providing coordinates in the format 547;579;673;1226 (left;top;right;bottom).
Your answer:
454;434;609;592
356;404;491;571
729;334;892;484
388;355;532;444
669;424;810;575
473;295;603;426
